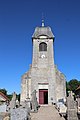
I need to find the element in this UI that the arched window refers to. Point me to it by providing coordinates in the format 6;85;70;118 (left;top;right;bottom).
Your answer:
39;42;47;51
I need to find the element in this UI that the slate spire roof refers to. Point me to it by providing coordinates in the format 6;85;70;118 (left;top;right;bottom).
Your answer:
32;23;55;39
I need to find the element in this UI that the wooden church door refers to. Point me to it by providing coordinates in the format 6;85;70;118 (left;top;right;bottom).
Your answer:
39;89;48;104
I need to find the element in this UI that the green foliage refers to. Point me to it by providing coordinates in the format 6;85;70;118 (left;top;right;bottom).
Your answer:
7;94;13;100
66;79;80;93
66;81;69;96
17;94;20;102
7;94;20;101
0;88;7;95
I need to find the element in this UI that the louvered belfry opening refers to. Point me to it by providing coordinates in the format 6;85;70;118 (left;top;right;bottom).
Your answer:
39;42;47;51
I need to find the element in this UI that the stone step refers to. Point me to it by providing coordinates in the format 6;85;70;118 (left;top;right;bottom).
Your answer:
31;105;65;120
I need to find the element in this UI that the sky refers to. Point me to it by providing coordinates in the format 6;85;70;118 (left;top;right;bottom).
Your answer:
0;0;80;94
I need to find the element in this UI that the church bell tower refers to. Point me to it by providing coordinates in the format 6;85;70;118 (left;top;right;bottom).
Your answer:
31;21;57;104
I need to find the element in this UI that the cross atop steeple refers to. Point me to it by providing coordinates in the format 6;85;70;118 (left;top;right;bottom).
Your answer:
41;13;44;27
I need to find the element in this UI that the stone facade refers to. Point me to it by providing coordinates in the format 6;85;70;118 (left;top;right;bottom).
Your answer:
20;24;66;105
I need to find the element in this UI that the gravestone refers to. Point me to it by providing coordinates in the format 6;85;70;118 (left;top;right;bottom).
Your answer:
10;107;30;120
31;90;38;112
67;91;78;120
9;92;16;110
11;108;28;120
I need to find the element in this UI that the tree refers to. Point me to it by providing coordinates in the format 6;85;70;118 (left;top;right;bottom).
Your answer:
66;81;70;96
0;88;7;95
17;94;20;102
67;79;80;92
7;94;13;100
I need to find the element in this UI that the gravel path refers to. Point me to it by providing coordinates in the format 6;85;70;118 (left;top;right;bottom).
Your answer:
31;105;65;120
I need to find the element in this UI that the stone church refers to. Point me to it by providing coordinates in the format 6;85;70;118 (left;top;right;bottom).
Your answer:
20;21;66;105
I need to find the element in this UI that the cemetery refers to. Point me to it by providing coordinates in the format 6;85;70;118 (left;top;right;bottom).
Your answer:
0;90;80;120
